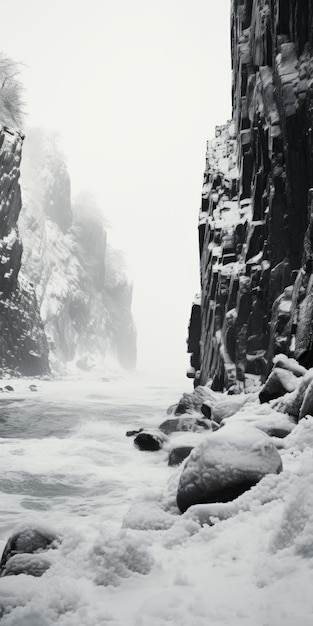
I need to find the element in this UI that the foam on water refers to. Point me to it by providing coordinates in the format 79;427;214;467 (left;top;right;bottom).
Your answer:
1;373;313;626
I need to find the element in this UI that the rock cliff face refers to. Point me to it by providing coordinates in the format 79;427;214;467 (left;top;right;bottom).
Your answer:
19;128;136;373
0;125;49;375
188;0;313;391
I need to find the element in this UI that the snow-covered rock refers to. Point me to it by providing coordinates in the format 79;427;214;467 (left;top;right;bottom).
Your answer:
158;416;210;435
0;526;58;577
272;354;307;377
134;429;168;451
259;367;300;404
274;368;313;418
176;423;282;513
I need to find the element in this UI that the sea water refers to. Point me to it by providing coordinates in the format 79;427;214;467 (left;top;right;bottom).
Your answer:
0;373;312;626
0;373;198;625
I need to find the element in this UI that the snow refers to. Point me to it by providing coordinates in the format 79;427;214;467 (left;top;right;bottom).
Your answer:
0;376;313;624
177;423;282;512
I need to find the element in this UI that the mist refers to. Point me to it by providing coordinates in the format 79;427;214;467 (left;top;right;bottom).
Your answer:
0;0;231;379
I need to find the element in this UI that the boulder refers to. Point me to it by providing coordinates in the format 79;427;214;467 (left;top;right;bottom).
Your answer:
274;369;313;417
222;409;296;439
259;367;299;404
133;429;168;451
207;393;258;424
299;379;313;419
168;446;194;466
158;416;210;435
0;527;58;577
176;424;282;513
172;386;220;415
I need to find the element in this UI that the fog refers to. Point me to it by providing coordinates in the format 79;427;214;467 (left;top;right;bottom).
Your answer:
1;0;231;377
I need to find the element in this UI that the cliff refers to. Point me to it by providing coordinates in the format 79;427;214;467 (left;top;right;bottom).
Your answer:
188;0;313;391
0;125;49;375
19;128;136;373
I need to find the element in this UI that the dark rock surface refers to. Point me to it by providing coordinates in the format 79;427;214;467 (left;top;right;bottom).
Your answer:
168;446;194;467
186;0;313;391
0;125;49;375
134;430;168;451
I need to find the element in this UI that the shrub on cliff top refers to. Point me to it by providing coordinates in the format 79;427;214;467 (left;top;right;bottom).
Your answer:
0;52;24;128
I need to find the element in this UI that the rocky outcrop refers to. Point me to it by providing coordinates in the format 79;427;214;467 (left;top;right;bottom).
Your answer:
19;128;136;372
0;125;49;375
187;0;313;390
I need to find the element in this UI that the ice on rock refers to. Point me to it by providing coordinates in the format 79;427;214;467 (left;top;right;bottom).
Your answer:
176;423;282;513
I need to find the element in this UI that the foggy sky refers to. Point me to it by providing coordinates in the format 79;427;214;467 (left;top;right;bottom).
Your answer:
0;0;231;378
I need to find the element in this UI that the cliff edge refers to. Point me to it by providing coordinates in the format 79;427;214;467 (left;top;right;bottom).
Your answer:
188;0;313;391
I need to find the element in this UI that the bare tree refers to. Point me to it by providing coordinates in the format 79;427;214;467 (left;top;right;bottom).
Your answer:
0;52;24;128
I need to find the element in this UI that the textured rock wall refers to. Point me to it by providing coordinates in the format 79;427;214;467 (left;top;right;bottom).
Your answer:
187;0;313;391
0;125;49;375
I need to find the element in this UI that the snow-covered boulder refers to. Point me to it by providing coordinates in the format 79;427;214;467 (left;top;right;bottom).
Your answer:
272;354;307;377
169;386;221;415
0;526;58;577
176;424;282;513
221;405;296;439
1;553;51;577
259;367;299;404
159;416;210;435
202;392;258;424
134;429;168;451
274;368;313;418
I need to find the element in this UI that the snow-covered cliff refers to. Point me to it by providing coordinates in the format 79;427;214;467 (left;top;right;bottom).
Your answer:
188;0;313;390
19;128;136;373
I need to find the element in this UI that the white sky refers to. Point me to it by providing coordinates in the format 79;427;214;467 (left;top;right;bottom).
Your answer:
1;0;231;378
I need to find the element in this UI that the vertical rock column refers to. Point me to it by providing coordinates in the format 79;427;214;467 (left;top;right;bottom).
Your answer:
187;0;313;389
